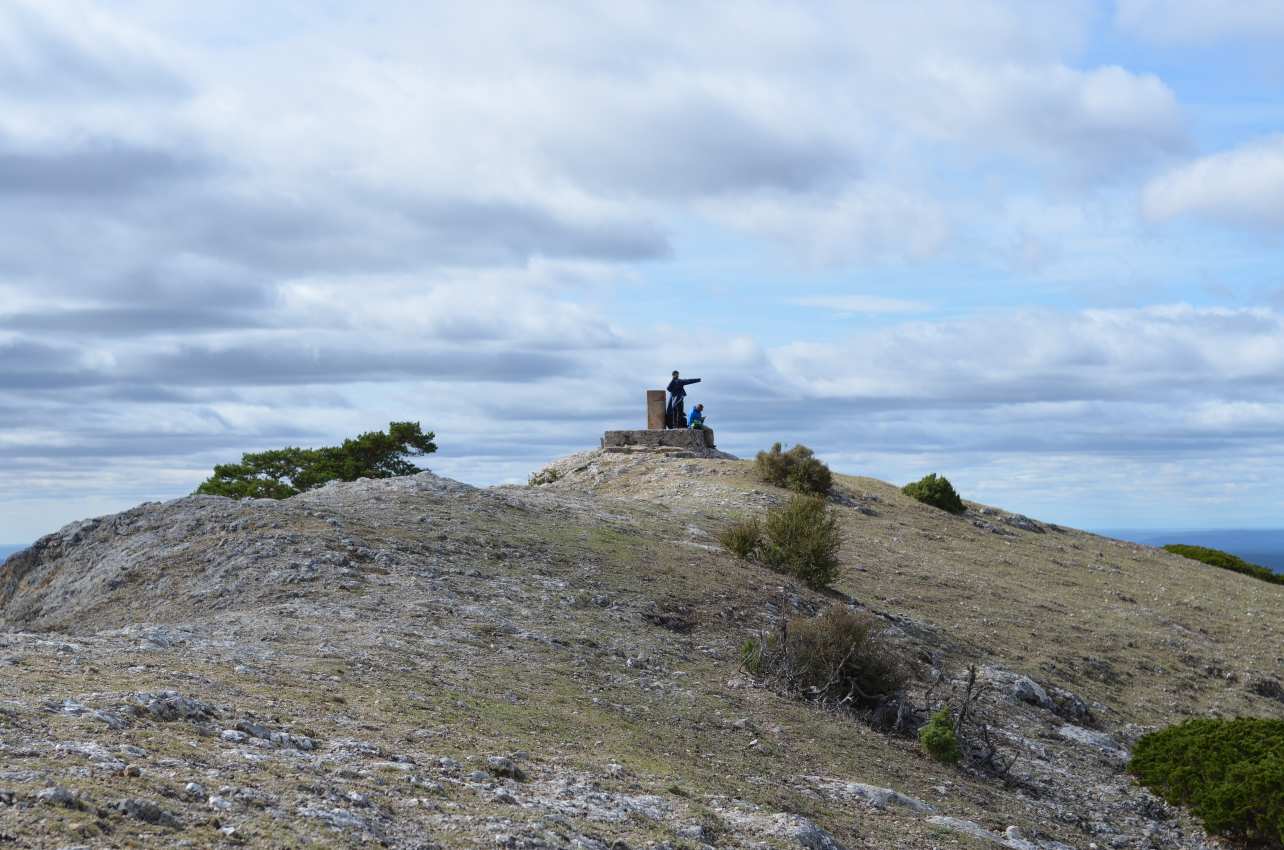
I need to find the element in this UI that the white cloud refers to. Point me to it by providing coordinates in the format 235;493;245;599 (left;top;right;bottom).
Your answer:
910;62;1186;173
1143;135;1284;230
277;271;628;349
1116;0;1284;45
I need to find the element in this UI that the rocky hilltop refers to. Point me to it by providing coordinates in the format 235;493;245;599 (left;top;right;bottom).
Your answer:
1;448;1281;849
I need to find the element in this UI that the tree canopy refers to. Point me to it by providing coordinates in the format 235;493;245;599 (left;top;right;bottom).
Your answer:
195;421;437;500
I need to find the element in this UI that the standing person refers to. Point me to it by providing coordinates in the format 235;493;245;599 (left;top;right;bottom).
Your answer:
666;370;701;428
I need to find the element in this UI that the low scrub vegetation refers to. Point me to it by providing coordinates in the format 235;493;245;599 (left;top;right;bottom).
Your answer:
902;473;965;514
718;496;842;590
761;496;842;589
1130;717;1284;849
742;607;909;712
1162;544;1284;586
754;442;833;495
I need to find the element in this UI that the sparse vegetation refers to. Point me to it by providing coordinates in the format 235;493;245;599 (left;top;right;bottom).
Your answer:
1130;717;1284;849
902;473;965;514
940;664;1018;776
641;600;698;633
196;421;436;499
754;442;833;495
919;707;961;764
1162;544;1284;586
718;518;762;559
742;607;909;712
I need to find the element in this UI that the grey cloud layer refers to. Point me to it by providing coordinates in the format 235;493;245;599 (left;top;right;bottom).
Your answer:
0;143;207;197
770;307;1284;403
0;336;580;390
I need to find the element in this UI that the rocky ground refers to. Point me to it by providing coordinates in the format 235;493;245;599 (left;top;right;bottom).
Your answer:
2;447;1281;849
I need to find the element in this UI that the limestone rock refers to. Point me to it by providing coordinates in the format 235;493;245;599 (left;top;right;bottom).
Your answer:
602;429;716;451
1012;675;1054;710
840;782;936;813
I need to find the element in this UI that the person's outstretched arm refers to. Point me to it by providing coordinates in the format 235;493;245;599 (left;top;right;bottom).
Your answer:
681;377;702;387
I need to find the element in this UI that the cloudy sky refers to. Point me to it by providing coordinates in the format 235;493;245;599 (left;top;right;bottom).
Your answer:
3;1;1284;542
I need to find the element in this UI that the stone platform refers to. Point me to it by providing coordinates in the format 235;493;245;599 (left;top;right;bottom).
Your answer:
602;428;715;451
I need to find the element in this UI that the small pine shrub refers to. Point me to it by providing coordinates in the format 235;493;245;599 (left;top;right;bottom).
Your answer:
1163;544;1284;586
919;708;961;764
746;607;908;710
719;518;763;560
760;495;842;590
528;467;561;486
902;473;965;514
754;442;833;496
1130;718;1284;849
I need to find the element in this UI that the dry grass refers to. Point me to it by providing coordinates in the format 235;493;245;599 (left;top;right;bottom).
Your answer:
572;456;1284;725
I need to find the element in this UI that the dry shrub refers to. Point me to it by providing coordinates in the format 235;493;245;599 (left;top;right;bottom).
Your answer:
754;443;833;496
718;518;762;559
743;607;908;711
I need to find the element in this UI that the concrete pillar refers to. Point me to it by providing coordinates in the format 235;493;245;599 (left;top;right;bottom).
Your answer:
646;390;666;430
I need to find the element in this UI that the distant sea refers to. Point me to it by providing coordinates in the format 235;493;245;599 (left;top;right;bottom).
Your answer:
1097;528;1284;574
0;544;27;562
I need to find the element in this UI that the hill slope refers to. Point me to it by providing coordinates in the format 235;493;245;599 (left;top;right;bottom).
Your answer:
1;449;1281;849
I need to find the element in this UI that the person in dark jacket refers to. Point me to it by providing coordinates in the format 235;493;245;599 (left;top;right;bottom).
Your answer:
666;371;701;428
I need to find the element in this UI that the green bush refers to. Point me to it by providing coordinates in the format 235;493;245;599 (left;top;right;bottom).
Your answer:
919;708;961;764
741;638;765;676
719;518;763;560
761;495;842;590
902;473;965;514
1162;544;1284;586
196;422;436;499
743;607;908;710
754;443;833;496
1130;717;1284;849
